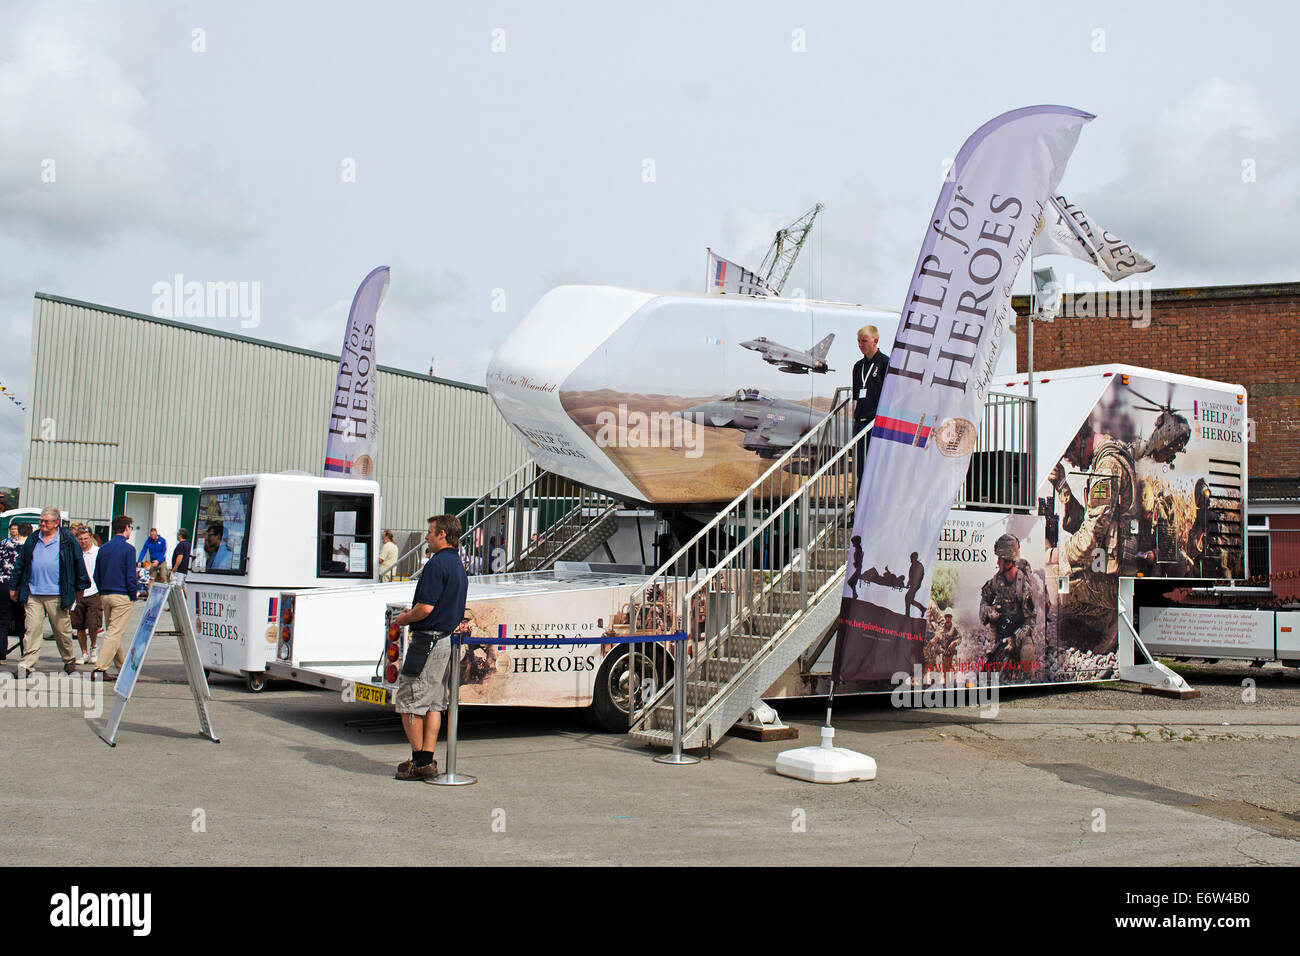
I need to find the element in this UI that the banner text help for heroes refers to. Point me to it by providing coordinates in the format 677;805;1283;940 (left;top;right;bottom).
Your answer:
889;184;1028;400
329;322;375;439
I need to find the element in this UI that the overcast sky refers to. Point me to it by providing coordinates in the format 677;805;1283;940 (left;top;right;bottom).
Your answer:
1;0;1296;488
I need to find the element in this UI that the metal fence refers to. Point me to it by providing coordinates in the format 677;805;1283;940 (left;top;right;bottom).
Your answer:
953;390;1036;512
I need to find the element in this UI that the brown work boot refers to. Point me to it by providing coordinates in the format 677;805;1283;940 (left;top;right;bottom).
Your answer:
410;760;438;781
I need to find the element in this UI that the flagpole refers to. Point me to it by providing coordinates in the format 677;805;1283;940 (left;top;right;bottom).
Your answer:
1028;246;1035;400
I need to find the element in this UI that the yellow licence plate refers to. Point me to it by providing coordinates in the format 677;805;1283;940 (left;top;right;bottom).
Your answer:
353;683;389;706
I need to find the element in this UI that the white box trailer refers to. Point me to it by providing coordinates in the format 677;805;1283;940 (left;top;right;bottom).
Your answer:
268;362;1255;721
786;362;1252;694
266;565;657;729
186;472;382;691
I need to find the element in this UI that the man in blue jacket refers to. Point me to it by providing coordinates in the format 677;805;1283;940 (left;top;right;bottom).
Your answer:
9;507;90;677
93;515;139;680
138;527;169;583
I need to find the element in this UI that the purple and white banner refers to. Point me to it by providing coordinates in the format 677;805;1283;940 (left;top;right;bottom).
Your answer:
324;265;388;478
1034;193;1155;280
833;106;1092;683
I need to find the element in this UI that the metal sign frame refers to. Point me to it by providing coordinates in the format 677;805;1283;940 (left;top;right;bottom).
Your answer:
97;574;220;746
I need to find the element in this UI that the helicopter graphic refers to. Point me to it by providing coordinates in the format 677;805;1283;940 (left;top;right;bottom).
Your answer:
1126;382;1191;466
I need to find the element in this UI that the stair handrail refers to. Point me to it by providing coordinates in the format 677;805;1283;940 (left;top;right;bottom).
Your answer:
630;387;856;609
454;469;622;576
388;460;538;576
630;419;865;729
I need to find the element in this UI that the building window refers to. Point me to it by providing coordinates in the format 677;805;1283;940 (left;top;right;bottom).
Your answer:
1248;533;1270;580
318;492;374;578
1247;514;1269;580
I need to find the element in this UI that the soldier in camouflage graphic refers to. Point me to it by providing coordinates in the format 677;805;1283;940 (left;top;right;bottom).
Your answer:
930;607;960;676
979;534;1035;670
1051;418;1138;653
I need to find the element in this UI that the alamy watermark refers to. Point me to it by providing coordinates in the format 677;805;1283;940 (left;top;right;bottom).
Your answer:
1;672;103;718
1038;276;1153;328
890;667;1000;718
593;405;705;459
49;886;150;936
151;273;260;329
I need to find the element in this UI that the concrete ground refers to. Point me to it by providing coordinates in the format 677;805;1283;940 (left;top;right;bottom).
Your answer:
3;604;1299;866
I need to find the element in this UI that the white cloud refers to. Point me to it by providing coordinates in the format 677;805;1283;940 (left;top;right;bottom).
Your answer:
288;298;350;354
720;181;902;307
0;9;258;246
1091;79;1300;281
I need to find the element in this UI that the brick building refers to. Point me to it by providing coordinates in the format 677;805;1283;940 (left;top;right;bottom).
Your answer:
1011;281;1300;600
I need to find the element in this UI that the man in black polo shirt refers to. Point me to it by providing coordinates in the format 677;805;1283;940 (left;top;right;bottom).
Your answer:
851;324;889;486
392;514;469;781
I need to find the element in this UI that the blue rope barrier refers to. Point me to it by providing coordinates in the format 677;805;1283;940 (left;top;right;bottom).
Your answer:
453;631;686;647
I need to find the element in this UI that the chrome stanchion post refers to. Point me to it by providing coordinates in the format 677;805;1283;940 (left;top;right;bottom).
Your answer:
429;633;477;786
655;633;699;765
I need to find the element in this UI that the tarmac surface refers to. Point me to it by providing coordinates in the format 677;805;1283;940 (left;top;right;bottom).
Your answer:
3;603;1299;866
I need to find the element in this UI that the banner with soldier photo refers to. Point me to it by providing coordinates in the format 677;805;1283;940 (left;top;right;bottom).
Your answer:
787;368;1247;696
1042;372;1245;669
834;105;1093;683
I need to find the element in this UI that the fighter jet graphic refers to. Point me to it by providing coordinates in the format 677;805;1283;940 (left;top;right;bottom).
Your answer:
739;333;835;374
682;388;826;458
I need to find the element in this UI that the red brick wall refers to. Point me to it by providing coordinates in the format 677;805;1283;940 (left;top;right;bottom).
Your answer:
1013;283;1300;481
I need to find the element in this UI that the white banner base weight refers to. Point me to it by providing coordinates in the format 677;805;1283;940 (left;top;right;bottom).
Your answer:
775;726;876;784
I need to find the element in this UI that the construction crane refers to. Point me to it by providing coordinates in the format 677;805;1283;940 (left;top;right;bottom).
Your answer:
758;203;823;295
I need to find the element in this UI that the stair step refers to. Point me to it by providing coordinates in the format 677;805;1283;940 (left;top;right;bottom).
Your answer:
628;727;676;747
703;635;767;657
746;612;797;636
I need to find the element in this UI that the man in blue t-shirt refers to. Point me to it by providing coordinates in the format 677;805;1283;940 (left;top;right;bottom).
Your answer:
391;514;469;781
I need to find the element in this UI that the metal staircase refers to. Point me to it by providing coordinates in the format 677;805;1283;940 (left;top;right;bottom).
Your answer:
390;461;625;578
625;384;1037;749
627;388;861;750
514;499;621;571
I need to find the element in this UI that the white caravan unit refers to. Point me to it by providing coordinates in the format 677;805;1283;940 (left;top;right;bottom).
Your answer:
266;566;655;730
186;472;381;691
487;285;899;505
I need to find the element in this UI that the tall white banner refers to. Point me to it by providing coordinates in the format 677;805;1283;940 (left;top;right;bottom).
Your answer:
324;265;389;478
1034;193;1155;280
834;106;1092;682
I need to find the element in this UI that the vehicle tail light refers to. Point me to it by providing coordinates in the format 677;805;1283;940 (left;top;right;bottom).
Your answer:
277;594;295;662
383;605;406;686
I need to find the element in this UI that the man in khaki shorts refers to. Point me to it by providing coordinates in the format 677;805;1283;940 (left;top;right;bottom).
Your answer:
391;514;469;781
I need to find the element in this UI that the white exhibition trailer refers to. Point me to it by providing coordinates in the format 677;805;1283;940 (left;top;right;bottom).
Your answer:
186;472;382;691
266;565;653;730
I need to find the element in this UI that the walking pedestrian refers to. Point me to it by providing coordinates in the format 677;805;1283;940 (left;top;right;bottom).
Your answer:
0;522;29;660
92;515;139;680
9;508;89;677
72;528;102;665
